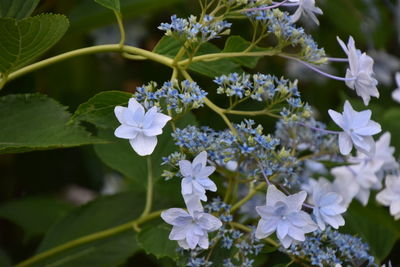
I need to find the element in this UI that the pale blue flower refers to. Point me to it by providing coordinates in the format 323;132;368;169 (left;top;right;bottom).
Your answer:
114;98;171;156
255;185;317;248
328;100;381;155
161;208;222;249
376;175;400;220
289;0;323;25
392;72;400;103
179;151;217;201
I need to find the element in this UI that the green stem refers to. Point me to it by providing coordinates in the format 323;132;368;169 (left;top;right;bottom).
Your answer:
229;222;279;247
15;210;162;267
224;108;282;119
231;182;266;213
140;157;153;218
6;45;173;84
114;11;126;48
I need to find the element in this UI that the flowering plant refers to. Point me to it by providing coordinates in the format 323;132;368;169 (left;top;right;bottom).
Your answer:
0;0;399;266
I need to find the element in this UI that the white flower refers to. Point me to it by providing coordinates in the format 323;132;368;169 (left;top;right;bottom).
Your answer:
161;208;222;249
255;185;317;248
331;160;383;206
392;72;400;103
337;36;379;105
310;178;346;230
114;98;171;156
376;175;400;220
179;151;217;201
328;100;381;155
289;0;323;25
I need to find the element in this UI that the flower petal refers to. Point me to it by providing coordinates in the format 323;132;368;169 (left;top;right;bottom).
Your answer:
114;125;138;139
129;133;157;156
338;132;353;155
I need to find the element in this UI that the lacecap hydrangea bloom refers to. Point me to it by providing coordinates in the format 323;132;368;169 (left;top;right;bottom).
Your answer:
328;100;381;155
114;98;171;156
255;185;317;248
289;0;323;25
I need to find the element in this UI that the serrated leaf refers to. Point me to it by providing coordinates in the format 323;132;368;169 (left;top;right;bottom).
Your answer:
94;0;120;12
223;35;263;68
0;196;72;239
31;192;145;267
0;94;104;154
94;112;197;186
137;224;178;260
153;36;242;77
0;0;40;19
0;14;69;74
72;91;132;129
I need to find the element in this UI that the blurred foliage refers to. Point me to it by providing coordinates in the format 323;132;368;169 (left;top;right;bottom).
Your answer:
0;0;399;266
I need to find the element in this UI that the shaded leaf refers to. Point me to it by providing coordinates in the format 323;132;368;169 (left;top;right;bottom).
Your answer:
0;0;40;19
0;14;69;74
223;35;263;68
0;94;104;155
0;249;11;267
94;0;120;12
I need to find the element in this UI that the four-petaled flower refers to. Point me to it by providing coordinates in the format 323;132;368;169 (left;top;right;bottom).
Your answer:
161;208;222;249
255;185;317;248
114;98;171;156
179;151;217;201
328;100;381;155
310;179;346;230
376;175;400;220
337;36;379;106
392;72;400;103
289;0;323;25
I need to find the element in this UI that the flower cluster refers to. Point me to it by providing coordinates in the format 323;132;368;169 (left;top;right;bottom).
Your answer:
134;80;208;114
245;8;326;63
158;14;231;47
285;227;376;266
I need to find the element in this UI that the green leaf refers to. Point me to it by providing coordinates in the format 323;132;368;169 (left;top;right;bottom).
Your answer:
153;36;242;77
73;91;132;129
223;36;263;68
381;108;400;154
137;224;178;260
0;249;11;267
0;0;40;19
94;0;120;12
343;201;400;262
0;14;69;74
0;94;104;155
94;112;197;186
34;192;145;267
0;196;72;239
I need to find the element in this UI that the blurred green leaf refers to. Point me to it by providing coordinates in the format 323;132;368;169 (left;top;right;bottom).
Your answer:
343;201;400;262
223;35;263;68
94;112;197;186
72;91;132;129
94;0;120;12
0;0;39;19
0;196;72;239
34;192;145;267
0;94;104;155
0;14;69;74
154;36;242;77
0;249;11;267
68;0;182;33
381;108;400;154
137;223;178;260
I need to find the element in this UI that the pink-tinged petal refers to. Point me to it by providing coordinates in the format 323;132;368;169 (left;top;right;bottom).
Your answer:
129;133;157;156
266;185;287;206
161;208;190;225
328;109;344;129
192;151;208;168
150;112;171;130
114;125;139;139
114;106;126;124
338;132;353;155
181;178;193;195
179;160;193;177
286;191;307;212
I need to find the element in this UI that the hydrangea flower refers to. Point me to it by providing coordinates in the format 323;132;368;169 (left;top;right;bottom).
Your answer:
331;160;383;206
376;175;400;220
255;185;317;248
179;151;217;201
161;208;222;249
392;72;400;103
337;36;379;105
309;179;346;230
328;100;381;155
289;0;323;25
114;98;171;156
